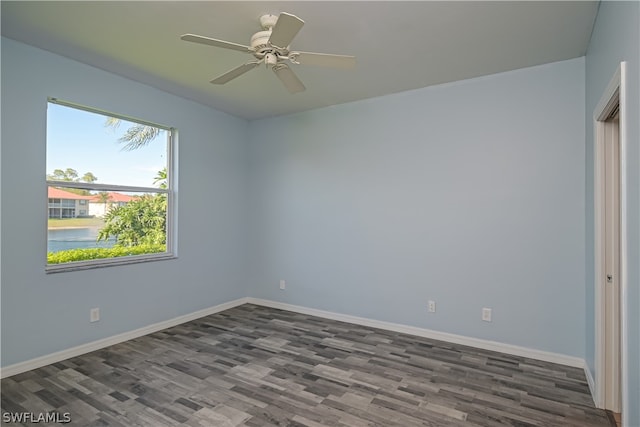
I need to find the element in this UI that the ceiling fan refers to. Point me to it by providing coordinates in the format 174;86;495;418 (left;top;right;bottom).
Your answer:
180;12;356;94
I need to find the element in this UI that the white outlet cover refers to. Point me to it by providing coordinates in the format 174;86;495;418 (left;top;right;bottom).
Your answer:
90;308;100;322
279;280;286;290
482;308;492;322
428;300;436;313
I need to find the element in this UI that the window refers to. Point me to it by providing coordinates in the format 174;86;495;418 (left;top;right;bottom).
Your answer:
46;99;175;271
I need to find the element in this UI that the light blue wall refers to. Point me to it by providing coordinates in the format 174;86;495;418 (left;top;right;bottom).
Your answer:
1;38;249;366
247;58;586;357
2;15;612;388
584;2;640;425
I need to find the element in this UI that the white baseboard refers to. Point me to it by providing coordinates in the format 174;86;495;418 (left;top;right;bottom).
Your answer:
1;296;588;381
0;297;250;379
247;298;586;369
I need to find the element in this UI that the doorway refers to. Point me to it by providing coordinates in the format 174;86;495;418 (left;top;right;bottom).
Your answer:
602;106;620;414
594;62;627;423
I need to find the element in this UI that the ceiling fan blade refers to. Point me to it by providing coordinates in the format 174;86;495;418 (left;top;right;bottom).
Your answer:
211;62;260;84
268;12;304;48
291;52;356;69
273;64;305;93
181;34;251;53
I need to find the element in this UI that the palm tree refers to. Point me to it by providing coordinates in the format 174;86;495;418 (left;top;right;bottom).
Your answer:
153;167;168;189
105;117;163;151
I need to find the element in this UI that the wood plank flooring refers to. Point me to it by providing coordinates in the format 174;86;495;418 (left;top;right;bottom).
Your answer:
1;304;612;426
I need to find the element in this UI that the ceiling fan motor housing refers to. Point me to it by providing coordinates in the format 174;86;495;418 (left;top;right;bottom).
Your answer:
251;15;290;63
251;14;290;60
250;30;271;50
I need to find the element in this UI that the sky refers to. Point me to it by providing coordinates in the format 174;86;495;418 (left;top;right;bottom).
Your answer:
46;102;168;188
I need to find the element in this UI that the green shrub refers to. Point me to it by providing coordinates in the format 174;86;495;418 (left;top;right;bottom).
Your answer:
47;244;166;264
98;194;166;246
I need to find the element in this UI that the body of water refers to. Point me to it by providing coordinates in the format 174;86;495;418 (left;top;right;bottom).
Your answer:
48;227;116;252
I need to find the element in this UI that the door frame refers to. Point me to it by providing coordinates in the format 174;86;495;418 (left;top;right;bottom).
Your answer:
593;62;627;418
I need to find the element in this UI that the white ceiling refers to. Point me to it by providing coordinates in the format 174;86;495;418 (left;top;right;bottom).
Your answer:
1;1;598;120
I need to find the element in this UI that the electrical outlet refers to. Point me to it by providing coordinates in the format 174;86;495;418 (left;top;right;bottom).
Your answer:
428;300;436;313
482;307;492;322
279;280;286;290
90;307;100;323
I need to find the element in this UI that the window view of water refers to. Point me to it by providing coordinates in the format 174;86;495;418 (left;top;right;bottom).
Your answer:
47;227;116;252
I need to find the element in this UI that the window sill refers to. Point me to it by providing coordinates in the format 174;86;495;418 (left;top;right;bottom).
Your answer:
46;253;177;274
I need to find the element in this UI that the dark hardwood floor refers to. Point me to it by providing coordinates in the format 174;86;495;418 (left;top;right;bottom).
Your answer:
1;304;612;426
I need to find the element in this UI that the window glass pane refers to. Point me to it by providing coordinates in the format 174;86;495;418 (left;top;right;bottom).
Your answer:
47;187;167;265
46;103;168;187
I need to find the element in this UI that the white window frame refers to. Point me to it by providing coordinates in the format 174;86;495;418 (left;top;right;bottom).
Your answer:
46;98;176;273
